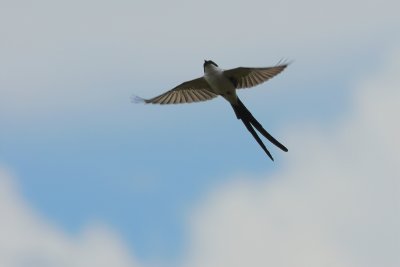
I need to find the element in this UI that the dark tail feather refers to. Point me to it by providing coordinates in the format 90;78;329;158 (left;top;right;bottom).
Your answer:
232;97;288;158
241;118;274;160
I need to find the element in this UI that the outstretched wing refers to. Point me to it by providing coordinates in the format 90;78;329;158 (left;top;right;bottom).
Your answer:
134;77;217;104
223;63;289;89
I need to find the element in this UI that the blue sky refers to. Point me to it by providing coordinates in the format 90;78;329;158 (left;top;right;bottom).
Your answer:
1;1;399;267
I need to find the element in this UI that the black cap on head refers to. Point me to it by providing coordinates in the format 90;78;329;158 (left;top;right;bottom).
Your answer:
203;60;218;71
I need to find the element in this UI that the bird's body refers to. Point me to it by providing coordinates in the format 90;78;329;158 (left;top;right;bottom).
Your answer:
203;63;238;104
133;60;289;160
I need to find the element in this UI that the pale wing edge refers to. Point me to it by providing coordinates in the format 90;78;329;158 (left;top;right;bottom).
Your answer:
132;77;217;104
225;61;290;89
132;88;217;105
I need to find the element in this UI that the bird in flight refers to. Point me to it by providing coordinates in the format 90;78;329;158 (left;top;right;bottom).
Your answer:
133;60;289;161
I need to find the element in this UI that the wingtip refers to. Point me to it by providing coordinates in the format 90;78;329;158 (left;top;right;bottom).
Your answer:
131;95;146;104
276;58;294;67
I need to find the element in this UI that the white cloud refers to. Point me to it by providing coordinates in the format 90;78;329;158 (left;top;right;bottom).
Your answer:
0;167;141;267
182;48;400;267
1;1;399;265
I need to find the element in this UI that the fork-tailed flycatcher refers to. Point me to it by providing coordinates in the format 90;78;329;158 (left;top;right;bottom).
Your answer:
133;60;289;161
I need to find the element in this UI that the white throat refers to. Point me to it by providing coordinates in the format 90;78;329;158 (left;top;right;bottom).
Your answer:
204;64;222;76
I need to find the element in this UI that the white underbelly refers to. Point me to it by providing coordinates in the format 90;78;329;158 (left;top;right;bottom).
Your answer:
204;74;237;104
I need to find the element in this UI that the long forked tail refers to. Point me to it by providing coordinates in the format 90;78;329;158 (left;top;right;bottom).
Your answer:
231;98;288;160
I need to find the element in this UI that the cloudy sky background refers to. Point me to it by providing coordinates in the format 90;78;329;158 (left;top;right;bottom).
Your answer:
1;0;399;266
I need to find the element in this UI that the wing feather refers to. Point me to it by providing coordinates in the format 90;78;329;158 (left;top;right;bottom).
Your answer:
191;90;201;102
139;77;217;104
183;90;192;103
223;63;289;89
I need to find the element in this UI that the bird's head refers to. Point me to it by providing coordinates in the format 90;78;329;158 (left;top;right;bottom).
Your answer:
203;60;218;72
